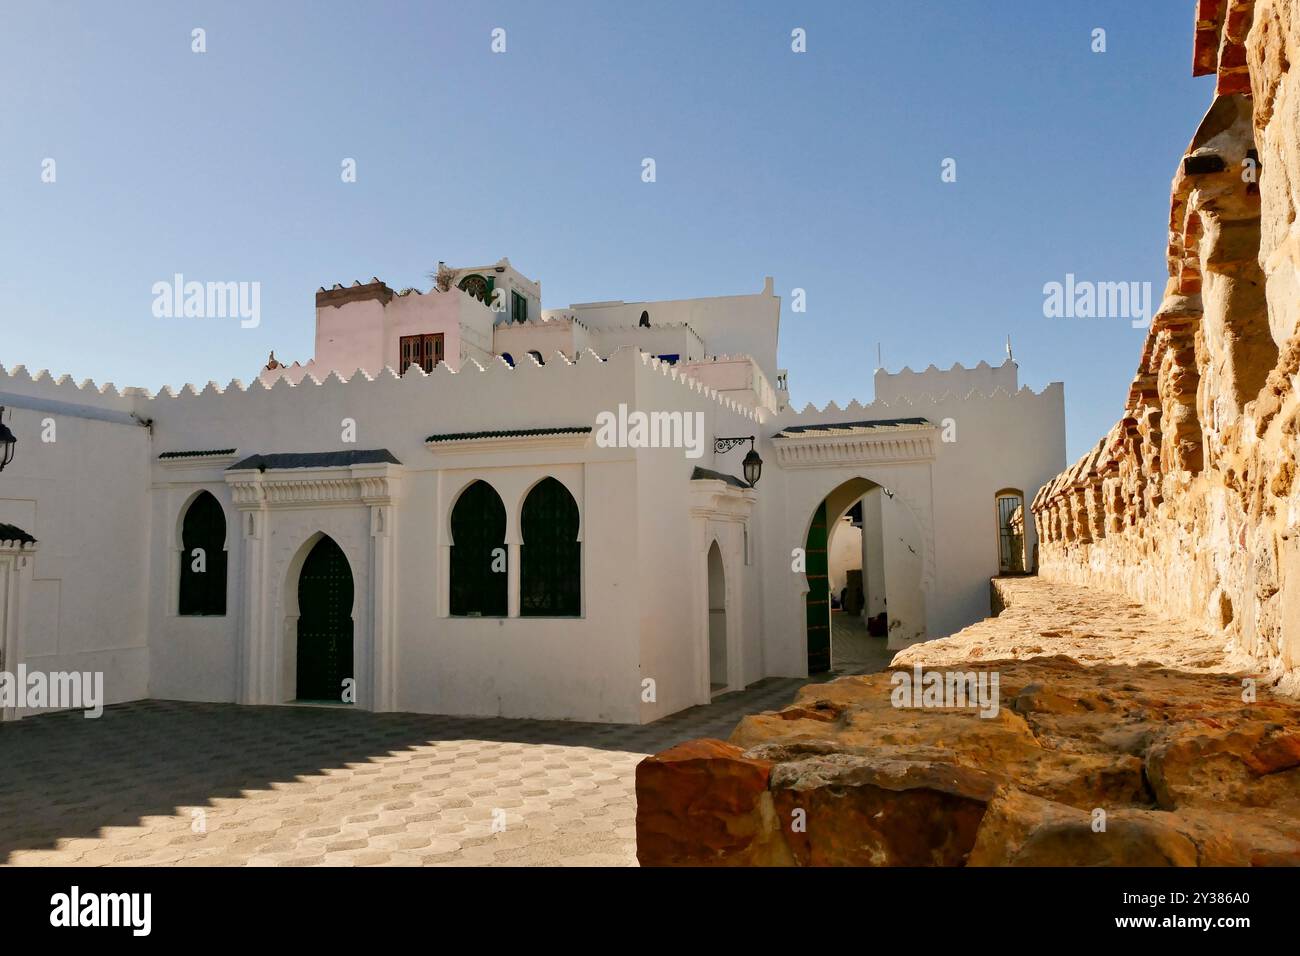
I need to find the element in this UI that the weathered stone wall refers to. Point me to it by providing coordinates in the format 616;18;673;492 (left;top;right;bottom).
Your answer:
1033;0;1300;693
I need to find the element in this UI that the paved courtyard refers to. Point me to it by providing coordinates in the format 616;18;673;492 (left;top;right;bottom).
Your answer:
0;654;887;867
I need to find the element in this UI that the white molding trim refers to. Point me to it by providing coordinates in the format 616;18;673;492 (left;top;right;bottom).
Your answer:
771;426;938;468
0;545;36;720
688;479;758;520
689;479;755;700
159;451;240;470
225;463;402;510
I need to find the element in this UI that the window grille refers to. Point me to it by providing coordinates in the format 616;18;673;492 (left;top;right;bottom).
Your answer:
520;478;581;617
179;491;227;615
450;480;508;617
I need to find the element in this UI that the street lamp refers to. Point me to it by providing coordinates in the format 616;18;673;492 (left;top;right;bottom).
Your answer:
714;435;762;487
0;408;15;472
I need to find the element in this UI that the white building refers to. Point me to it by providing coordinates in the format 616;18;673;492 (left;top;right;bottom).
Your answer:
0;259;1065;723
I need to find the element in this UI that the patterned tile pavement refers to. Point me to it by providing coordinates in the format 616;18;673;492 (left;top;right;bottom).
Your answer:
0;656;889;867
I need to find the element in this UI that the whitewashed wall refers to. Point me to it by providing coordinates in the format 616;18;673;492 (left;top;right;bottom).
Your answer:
554;278;782;383
630;356;763;721
148;466;240;703
0;394;152;713
114;348;756;723
0;340;1063;723
758;371;1066;674
828;515;861;595
860;489;886;617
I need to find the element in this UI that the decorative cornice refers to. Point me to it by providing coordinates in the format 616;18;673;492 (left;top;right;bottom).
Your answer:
0;522;37;552
770;425;938;468
426;428;593;455
225;463;401;510
159;449;239;469
688;478;757;520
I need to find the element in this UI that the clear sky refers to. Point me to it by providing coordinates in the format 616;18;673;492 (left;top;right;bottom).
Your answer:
1;1;1211;460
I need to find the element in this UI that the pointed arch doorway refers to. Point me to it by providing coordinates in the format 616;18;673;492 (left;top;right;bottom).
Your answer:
295;535;354;702
707;541;728;692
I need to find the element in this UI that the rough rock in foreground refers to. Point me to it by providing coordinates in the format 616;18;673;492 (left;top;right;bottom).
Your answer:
637;655;1300;866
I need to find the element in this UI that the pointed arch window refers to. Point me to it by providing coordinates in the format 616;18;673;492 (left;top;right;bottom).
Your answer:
450;480;508;617
179;491;227;615
521;478;581;617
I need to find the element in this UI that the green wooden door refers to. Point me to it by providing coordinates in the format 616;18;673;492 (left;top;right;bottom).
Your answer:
805;501;831;673
296;536;354;702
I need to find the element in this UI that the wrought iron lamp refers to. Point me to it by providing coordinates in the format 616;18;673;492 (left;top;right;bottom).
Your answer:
714;435;762;486
0;408;15;472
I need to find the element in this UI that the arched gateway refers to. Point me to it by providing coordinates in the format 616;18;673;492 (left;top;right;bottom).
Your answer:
801;477;928;671
769;416;939;671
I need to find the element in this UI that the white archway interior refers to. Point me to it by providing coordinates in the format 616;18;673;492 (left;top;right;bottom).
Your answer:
811;476;928;663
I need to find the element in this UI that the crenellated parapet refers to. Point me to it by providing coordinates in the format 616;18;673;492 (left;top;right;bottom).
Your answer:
872;358;1020;405
0;339;762;428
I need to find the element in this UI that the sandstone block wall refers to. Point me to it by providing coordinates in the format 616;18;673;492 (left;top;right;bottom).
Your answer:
1033;0;1300;691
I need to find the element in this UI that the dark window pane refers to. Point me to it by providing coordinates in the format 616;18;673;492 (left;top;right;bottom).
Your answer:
179;491;227;616
520;478;580;617
449;480;508;617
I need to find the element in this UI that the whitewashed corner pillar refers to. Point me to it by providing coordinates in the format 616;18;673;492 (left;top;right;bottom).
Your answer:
357;464;401;712
368;502;397;711
506;540;521;619
436;471;451;619
242;506;271;704
687;513;710;706
727;524;746;694
0;545;36;722
227;472;270;705
688;481;758;702
437;543;451;617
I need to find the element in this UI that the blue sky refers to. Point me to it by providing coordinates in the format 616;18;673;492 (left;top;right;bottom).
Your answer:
1;1;1210;460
